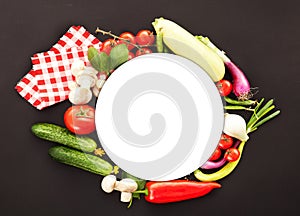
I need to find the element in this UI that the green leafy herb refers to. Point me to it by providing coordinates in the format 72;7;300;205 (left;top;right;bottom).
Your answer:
98;52;110;73
109;44;129;70
88;47;102;72
88;44;129;75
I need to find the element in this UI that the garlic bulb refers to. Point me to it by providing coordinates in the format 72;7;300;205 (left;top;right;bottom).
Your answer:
223;113;249;141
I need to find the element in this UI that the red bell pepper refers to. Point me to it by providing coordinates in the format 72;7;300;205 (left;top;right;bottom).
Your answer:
140;180;221;204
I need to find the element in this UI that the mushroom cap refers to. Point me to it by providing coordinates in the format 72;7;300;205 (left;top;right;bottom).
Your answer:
68;87;92;105
114;178;138;193
101;175;117;193
76;74;97;88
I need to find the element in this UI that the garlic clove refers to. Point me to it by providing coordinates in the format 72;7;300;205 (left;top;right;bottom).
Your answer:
223;113;249;141
71;60;85;76
92;85;100;97
68;87;92;105
96;79;105;89
97;71;108;80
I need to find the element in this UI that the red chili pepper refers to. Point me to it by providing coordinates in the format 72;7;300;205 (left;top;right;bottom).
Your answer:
143;180;221;204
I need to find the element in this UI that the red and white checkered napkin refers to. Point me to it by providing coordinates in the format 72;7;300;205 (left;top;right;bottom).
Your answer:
15;26;101;110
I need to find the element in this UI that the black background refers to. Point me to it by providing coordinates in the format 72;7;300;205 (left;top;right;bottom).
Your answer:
1;0;299;215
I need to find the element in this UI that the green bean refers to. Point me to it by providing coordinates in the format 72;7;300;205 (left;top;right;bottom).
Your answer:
224;105;254;111
224;97;257;106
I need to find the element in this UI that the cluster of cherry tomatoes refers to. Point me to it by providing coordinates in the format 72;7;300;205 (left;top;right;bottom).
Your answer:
213;79;240;162
209;133;240;162
100;30;155;59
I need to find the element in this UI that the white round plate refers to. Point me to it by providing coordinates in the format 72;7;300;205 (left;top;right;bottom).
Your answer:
95;53;224;181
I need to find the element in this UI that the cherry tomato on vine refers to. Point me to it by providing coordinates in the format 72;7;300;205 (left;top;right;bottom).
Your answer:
224;148;240;162
64;105;96;135
218;133;233;150
136;48;152;56
136;30;155;46
100;39;118;55
216;79;233;96
118;32;136;50
209;148;222;161
128;52;135;60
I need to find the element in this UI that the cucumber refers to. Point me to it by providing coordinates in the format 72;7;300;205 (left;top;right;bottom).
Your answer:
32;123;97;152
49;146;113;176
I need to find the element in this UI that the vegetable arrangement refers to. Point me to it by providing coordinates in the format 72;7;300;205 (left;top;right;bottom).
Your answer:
29;17;280;207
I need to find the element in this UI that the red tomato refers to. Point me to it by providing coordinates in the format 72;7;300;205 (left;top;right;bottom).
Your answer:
224;148;240;162
216;79;233;96
119;32;136;50
136;48;152;56
128;52;135;60
209;148;222;161
218;134;233;150
64;105;96;135
136;30;155;46
100;39;118;55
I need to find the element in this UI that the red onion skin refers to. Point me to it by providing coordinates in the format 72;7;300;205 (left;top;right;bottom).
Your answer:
201;140;241;170
201;158;227;169
225;61;251;98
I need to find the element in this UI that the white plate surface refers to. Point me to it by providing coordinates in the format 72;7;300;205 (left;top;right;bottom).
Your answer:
95;53;224;181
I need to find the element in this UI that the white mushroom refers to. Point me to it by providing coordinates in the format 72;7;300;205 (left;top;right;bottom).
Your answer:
76;74;97;88
101;175;117;193
67;81;78;91
114;178;138;193
68;87;92;105
120;192;132;203
71;60;85;76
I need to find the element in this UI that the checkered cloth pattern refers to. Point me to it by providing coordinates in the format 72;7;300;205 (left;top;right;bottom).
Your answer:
15;26;101;110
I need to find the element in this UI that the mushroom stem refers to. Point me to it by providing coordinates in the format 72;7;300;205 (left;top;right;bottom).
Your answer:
120;192;132;203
